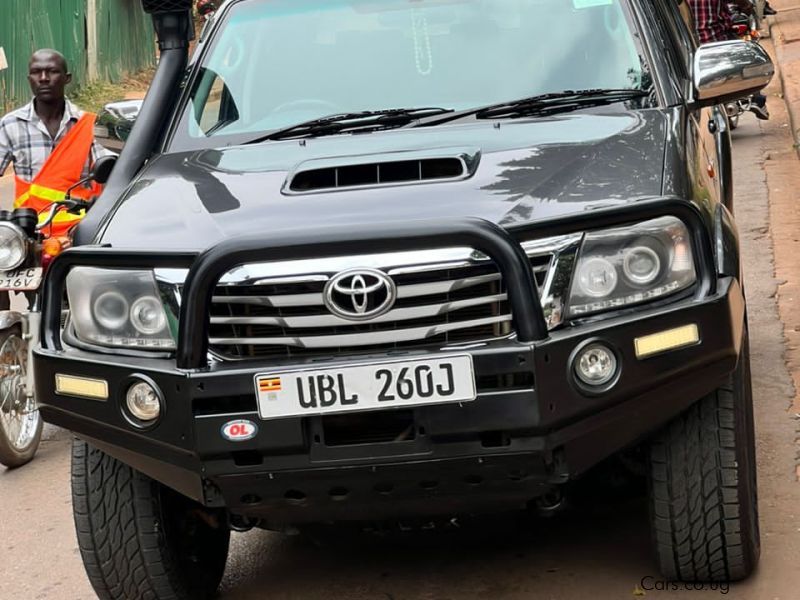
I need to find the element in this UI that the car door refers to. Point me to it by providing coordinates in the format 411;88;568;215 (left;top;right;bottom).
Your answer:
649;0;730;210
673;0;734;210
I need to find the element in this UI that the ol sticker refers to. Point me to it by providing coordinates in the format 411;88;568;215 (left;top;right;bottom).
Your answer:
221;419;258;442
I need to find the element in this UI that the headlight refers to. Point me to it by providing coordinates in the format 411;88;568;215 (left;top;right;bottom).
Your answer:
0;222;27;271
130;296;168;335
567;217;696;317
93;291;130;331
66;267;176;350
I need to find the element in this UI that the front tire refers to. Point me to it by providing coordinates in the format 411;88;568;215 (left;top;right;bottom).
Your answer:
71;439;230;599
0;325;42;469
648;333;759;582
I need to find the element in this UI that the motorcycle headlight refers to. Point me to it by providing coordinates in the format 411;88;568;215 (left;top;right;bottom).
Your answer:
0;222;27;271
66;267;176;350
567;216;696;317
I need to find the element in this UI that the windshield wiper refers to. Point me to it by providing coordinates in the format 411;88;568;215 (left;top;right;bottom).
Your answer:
244;107;454;144
477;88;651;118
414;89;651;127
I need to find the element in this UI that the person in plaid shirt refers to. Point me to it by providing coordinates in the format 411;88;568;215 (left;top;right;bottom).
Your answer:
0;49;110;186
689;0;734;43
688;0;770;120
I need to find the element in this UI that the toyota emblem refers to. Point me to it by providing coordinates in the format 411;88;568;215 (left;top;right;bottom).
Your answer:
323;268;397;321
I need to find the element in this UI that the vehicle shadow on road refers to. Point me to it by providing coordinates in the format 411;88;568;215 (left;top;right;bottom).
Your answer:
218;473;658;599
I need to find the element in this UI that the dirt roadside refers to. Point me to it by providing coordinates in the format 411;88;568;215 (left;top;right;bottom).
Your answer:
765;1;800;473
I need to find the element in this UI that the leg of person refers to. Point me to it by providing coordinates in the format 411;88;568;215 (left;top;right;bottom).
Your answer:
750;93;770;120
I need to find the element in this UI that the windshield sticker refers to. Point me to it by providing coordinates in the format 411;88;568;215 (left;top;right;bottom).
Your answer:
573;0;613;8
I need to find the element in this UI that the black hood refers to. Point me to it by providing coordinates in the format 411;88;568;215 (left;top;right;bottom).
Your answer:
100;110;668;250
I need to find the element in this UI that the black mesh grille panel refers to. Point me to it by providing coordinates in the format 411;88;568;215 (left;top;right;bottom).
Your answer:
141;0;193;13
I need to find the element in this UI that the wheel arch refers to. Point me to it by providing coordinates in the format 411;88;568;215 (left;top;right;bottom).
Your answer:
713;202;741;282
714;106;735;211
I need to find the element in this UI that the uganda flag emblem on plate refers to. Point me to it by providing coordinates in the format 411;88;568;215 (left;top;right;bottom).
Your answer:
258;377;282;393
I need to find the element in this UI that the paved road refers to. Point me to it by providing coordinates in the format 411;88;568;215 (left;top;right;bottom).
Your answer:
2;99;800;600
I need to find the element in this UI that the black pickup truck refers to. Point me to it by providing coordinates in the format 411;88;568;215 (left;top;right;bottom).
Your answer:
34;0;773;597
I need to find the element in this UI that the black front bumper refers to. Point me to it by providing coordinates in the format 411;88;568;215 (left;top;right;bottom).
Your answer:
33;200;745;523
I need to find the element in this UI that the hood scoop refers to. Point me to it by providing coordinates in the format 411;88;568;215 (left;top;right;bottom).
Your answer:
284;148;479;194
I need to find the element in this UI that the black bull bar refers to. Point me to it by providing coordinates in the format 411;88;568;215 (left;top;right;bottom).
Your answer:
40;198;717;369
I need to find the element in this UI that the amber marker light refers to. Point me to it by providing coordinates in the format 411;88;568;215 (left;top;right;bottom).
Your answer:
55;375;109;401
634;325;700;359
42;237;64;257
41;237;70;272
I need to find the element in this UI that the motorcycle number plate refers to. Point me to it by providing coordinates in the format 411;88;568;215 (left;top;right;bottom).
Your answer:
0;267;43;291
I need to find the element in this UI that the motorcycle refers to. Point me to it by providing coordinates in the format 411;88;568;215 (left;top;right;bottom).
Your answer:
197;0;219;19
751;0;766;29
0;156;115;468
725;0;764;129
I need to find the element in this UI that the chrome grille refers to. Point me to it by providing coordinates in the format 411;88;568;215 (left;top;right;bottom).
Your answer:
208;253;552;361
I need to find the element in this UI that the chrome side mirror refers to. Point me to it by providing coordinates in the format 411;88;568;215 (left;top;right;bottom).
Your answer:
694;40;774;105
94;100;143;153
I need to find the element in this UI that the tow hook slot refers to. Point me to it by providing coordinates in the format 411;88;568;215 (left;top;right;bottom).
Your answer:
532;488;565;517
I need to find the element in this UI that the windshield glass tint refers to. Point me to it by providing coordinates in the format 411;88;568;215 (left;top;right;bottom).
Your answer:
173;0;651;149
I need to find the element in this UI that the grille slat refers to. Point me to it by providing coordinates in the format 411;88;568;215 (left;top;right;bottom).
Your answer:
210;271;502;309
397;273;500;298
212;293;323;308
210;293;508;328
209;314;513;349
208;252;552;361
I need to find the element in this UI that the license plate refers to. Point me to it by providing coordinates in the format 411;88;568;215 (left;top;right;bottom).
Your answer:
0;267;43;291
255;355;476;420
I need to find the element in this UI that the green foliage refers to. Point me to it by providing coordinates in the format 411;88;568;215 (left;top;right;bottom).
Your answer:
0;0;155;113
70;68;153;114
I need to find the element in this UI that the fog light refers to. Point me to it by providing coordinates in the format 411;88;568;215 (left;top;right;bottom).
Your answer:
574;343;618;387
126;381;161;422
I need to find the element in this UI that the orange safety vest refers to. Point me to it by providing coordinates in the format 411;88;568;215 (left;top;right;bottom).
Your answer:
14;113;102;237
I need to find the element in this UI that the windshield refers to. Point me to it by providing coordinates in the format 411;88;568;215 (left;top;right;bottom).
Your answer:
171;0;653;150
